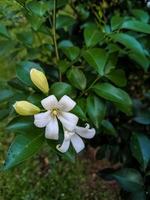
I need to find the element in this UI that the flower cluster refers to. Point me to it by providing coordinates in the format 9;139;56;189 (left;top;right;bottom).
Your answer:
13;68;95;153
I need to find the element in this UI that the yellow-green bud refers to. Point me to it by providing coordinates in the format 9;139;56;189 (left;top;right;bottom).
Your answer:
13;101;40;116
30;68;49;94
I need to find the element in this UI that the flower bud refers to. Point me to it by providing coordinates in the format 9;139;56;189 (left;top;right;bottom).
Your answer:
13;101;40;116
30;68;49;94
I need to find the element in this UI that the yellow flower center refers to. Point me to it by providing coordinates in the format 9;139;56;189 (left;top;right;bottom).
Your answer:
52;109;58;116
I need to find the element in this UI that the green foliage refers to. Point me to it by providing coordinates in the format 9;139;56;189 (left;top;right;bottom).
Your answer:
0;0;150;199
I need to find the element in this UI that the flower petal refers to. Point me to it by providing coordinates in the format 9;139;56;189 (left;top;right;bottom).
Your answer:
58;112;78;131
75;124;96;139
45;117;59;140
56;139;70;153
34;111;51;128
58;95;76;112
41;95;58;110
71;134;85;153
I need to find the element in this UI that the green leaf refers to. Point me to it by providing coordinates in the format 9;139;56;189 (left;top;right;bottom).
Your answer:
3;132;44;170
87;95;106;128
84;26;104;47
111;15;124;31
129;191;146;200
0;23;10;38
26;1;50;17
58;40;74;48
57;60;70;74
16;61;43;86
6;117;38;133
17;31;34;46
121;20;150;34
101;120;117;137
111;33;149;71
83;48;108;76
62;47;80;61
111;168;144;192
92;83;132;115
56;15;75;29
131;133;150;170
134;110;150;125
0;89;14;103
132;9;149;23
50;82;76;99
26;13;44;31
0;109;9;120
67;68;86;90
105;69;127;87
72;105;87;121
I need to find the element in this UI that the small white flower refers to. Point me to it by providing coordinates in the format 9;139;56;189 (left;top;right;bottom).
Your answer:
57;124;96;153
34;95;78;140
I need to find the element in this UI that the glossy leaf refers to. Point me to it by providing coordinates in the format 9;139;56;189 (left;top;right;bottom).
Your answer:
111;168;144;192
72;105;87;121
56;15;75;29
92;83;132;115
132;9;149;23
50;82;76;99
0;89;13;103
62;47;80;61
131;133;150;170
0;23;10;38
87;95;106;128
83;48;108;76
105;69;127;87
67;68;86;90
16;61;43;86
6;117;37;133
84;26;104;47
3;132;44;170
111;33;149;71
121;20;150;34
102;120;117;137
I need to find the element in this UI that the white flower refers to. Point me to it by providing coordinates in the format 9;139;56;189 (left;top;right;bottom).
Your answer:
34;95;78;140
57;124;96;153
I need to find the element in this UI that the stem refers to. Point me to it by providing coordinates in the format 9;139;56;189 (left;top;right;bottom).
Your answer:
53;0;59;60
79;76;100;98
52;0;62;81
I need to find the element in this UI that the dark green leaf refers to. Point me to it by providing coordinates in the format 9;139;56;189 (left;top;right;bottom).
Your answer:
26;1;50;17
16;61;43;86
17;31;34;46
111;168;144;192
0;109;9;120
0;23;10;38
87;95;106;128
56;15;75;29
0;89;14;103
50;82;76;99
111;33;149;71
3;132;44;170
111;15;124;31
121;20;150;34
84;26;104;47
6;117;38;133
102;120;117;137
72;105;87;121
92;83;132;115
83;48;108;76
62;47;80;61
132;9;149;23
26;13;44;31
105;69;127;87
131;133;150;170
67;68;86;90
134;110;150;125
57;60;70;74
